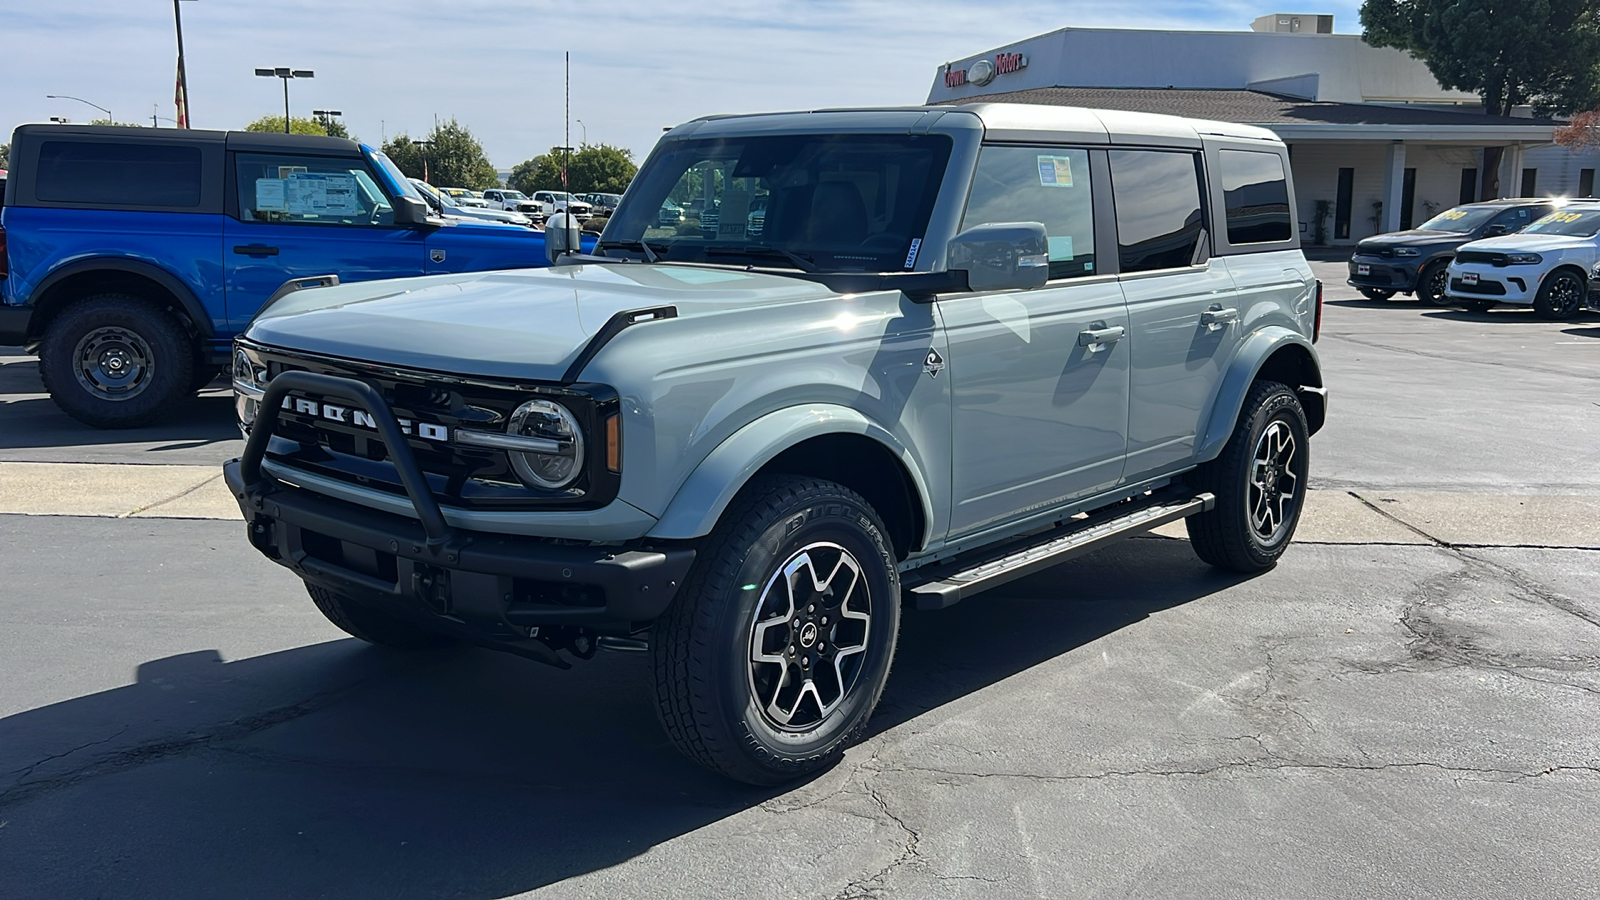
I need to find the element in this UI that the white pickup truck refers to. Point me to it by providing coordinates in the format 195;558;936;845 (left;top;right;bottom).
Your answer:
531;190;592;222
480;189;544;219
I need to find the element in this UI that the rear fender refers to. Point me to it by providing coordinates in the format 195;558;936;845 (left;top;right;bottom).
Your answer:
646;404;934;545
1196;326;1324;463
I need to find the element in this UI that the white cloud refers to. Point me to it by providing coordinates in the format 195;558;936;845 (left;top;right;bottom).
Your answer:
0;0;1362;168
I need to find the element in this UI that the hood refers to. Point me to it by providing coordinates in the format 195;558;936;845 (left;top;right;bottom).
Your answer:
245;263;836;382
1457;232;1594;253
1358;229;1467;248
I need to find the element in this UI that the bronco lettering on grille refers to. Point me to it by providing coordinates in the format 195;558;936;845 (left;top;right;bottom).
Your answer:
283;394;451;442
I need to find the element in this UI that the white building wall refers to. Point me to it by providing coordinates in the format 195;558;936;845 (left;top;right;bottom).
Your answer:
1522;146;1600;197
928;28;1479;106
1289;143;1387;245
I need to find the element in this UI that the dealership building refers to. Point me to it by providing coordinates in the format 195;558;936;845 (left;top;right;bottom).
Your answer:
926;14;1590;245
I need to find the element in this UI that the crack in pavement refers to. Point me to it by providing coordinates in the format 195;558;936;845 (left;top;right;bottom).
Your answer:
1323;331;1596;382
883;758;1600;785
3;726;130;783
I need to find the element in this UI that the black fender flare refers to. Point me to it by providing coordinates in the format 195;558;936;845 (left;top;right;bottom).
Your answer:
26;257;215;339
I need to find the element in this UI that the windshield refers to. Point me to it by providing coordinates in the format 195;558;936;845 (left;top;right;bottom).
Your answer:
366;150;424;202
409;179;447;208
1523;208;1600;237
1417;206;1501;233
502;190;527;200
603;133;953;272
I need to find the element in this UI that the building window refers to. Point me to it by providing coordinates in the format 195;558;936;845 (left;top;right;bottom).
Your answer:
36;141;202;207
1581;169;1595;198
1400;167;1417;231
963;145;1096;279
1335;167;1354;240
1216;149;1292;244
1521;168;1538;198
1108;149;1206;272
1459;168;1478;205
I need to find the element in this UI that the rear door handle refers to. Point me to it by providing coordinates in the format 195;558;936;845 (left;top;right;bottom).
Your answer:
1201;307;1238;331
1078;325;1126;351
233;244;280;257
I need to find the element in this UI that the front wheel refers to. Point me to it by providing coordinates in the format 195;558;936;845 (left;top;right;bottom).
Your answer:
38;294;196;429
1534;270;1585;320
1418;260;1451;305
651;475;900;785
1186;381;1310;573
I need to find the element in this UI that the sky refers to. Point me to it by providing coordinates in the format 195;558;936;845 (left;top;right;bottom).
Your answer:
2;1;1363;170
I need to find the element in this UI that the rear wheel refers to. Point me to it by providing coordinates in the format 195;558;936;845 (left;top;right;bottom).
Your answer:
305;582;451;650
1534;270;1585;320
1418;260;1451;305
651;475;900;785
1359;288;1395;301
39;294;195;429
1186;381;1310;573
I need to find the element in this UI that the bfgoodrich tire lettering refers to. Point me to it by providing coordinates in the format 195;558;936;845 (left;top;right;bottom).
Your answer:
650;474;900;785
1186;380;1310;573
39;293;195;429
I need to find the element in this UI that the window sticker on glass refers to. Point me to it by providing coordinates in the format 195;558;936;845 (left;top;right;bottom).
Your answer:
255;179;286;212
1037;155;1074;188
1047;235;1073;260
904;237;922;269
285;173;360;216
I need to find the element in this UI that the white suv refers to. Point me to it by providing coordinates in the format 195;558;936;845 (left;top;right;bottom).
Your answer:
1446;202;1600;318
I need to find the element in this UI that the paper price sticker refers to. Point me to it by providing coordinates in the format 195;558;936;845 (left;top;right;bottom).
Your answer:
1037;155;1074;188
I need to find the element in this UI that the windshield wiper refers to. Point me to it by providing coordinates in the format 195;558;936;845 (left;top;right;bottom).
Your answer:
702;245;818;272
596;239;666;263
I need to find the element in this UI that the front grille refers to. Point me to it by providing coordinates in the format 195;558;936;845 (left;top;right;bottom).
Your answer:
1450;277;1507;295
1454;250;1510;267
244;344;618;510
1355;244;1395;259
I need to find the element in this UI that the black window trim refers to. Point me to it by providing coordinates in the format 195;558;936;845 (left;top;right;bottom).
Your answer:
1203;141;1300;258
227;148;408;230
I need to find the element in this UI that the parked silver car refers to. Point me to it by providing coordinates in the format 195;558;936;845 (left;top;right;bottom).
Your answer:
228;103;1325;785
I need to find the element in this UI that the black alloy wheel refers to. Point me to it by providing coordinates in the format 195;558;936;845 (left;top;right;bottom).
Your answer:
1418;260;1451;306
1534;270;1585;320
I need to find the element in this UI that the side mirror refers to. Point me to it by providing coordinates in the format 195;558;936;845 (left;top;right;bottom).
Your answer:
544;212;584;264
946;222;1050;293
1484;223;1511;236
393;196;432;227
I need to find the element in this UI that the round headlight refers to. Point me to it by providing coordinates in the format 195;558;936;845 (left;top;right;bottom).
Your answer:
507;399;584;490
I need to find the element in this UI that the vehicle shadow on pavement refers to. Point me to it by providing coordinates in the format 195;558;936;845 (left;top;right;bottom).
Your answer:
0;538;1241;898
1562;325;1600;339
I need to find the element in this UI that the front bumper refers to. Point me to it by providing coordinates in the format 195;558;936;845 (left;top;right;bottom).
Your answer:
1444;264;1537;305
1347;256;1421;292
227;370;694;647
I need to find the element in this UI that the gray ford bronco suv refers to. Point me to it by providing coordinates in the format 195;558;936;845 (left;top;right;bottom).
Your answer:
225;104;1326;784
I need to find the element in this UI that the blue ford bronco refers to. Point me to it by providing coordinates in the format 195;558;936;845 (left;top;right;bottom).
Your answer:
0;124;579;428
225;104;1326;784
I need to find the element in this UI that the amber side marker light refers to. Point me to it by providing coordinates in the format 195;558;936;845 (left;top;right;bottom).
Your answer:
605;413;621;473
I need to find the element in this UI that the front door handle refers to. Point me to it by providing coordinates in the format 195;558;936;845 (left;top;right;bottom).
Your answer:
233;244;280;257
1201;307;1238;331
1078;325;1126;351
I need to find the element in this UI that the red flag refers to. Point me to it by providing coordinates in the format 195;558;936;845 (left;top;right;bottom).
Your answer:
174;59;190;128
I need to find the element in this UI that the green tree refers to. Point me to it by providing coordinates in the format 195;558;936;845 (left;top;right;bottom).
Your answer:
380;119;499;190
245;114;334;136
507;144;638;195
1361;0;1600;198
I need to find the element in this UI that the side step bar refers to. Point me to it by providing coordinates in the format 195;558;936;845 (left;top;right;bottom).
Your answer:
904;492;1214;610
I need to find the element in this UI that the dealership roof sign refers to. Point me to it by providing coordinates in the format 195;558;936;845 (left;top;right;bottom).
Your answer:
945;52;1027;88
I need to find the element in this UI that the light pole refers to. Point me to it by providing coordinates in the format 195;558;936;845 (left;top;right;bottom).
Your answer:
312;109;343;136
174;0;197;126
576;118;587;147
49;116;70;124
254;67;314;133
46;95;111;123
412;139;433;183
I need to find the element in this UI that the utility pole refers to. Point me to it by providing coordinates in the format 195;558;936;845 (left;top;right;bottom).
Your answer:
174;0;196;126
565;51;571;189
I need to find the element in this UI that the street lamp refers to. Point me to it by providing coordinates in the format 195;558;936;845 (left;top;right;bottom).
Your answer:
576;118;587;146
254;67;314;134
49;116;70;124
412;139;433;183
174;0;197;126
312;109;343;136
46;95;111;123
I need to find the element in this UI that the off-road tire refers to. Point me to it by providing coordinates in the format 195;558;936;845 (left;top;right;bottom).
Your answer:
1358;287;1395;301
1534;270;1585;320
1186;380;1310;573
39;293;195;429
305;582;451;650
1417;260;1451;306
650;475;901;785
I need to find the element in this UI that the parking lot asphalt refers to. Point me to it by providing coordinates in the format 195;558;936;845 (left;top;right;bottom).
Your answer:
1;261;1598;898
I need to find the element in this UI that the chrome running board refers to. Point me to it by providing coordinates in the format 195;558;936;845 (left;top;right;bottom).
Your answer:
903;492;1214;610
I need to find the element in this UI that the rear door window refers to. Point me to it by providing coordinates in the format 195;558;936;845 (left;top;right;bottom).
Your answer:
36;141;203;208
963;146;1097;280
1109;149;1206;273
1217;149;1292;244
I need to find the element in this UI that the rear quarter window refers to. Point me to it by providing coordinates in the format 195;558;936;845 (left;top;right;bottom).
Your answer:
1217;149;1292;245
35;141;203;208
